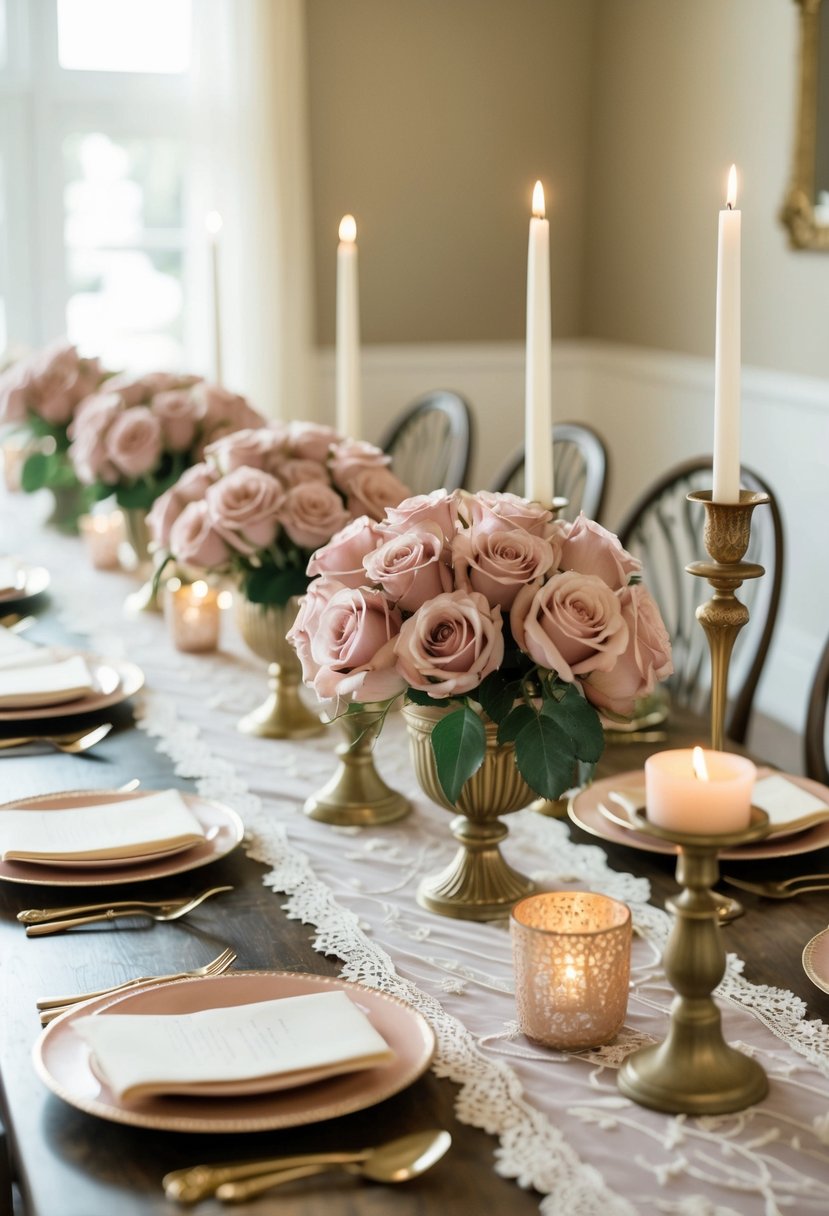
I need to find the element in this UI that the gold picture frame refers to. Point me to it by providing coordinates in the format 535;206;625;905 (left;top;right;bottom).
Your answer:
781;0;829;249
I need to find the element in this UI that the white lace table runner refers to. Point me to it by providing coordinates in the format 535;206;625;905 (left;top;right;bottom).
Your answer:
8;492;829;1216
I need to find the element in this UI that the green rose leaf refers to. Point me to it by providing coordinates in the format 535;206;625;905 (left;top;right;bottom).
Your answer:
244;566;309;606
476;672;522;725
115;480;157;511
405;688;453;710
541;683;605;764
431;706;486;805
20;451;51;492
497;703;536;745
514;713;576;800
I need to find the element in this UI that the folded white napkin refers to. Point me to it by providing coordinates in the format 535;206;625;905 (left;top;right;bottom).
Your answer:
73;989;396;1102
0;630;60;672
0;789;205;863
753;774;829;834
0;654;95;707
0;558;23;594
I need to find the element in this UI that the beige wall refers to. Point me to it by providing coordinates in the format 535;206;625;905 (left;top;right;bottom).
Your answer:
583;0;829;380
306;0;597;345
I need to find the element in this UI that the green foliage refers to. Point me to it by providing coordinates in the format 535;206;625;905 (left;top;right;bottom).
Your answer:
242;565;309;606
431;706;486;805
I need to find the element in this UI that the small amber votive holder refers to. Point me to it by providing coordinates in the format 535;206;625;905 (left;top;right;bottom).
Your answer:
79;511;124;570
164;578;221;653
511;891;632;1050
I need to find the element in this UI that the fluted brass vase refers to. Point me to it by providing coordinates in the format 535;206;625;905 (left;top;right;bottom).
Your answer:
402;702;536;921
234;595;325;739
304;705;411;826
121;508;162;613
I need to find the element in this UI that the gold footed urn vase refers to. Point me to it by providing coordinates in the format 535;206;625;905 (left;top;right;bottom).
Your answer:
121;508;162;613
234;595;325;740
402;703;536;921
304;704;411;826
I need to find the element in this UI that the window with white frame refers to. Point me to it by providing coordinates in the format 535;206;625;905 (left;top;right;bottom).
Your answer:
0;0;197;373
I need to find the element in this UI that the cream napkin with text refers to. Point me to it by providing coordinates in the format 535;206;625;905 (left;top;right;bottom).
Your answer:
753;774;829;834
0;789;205;863
0;630;61;672
0;654;95;707
73;989;396;1101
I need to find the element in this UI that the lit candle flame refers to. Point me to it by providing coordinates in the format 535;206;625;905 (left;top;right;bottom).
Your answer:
205;210;223;237
192;580;209;600
532;180;546;220
692;746;710;782
726;164;737;210
339;214;357;243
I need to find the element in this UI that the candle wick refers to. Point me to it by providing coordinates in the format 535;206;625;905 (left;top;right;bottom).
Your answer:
726;202;733;211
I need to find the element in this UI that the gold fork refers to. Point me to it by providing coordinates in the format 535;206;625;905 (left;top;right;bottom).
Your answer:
0;724;112;754
38;947;237;1024
722;873;829;899
25;884;233;936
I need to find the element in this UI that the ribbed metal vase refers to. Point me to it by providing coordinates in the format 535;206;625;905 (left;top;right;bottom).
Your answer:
234;595;324;739
121;508;161;613
402;702;536;921
303;704;411;827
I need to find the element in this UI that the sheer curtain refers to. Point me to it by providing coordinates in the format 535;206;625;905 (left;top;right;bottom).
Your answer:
190;0;315;419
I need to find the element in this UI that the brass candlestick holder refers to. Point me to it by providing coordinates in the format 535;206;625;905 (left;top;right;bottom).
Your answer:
686;489;769;751
304;705;411;826
618;807;770;1114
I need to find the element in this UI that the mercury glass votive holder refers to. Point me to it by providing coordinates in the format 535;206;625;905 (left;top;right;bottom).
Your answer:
511;891;632;1050
164;578;221;653
79;511;124;570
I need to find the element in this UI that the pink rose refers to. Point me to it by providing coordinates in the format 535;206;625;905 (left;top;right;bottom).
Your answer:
104;405;163;480
329;439;390;493
196;385;265;452
68;391;124;483
395;590;504;698
206;466;283;554
510;571;629;682
205;427;287;476
310;586;406;703
558;514;641;591
274;458;329;488
151;389;203;452
278;481;351;551
462;490;557;538
147;462;218;547
382;489;464;539
453;525;556;610
306;516;385;587
105;371;200;407
582;585;673;717
0;358;30;423
287;576;345;686
363;525;454;612
346;466;410;521
0;341;103;426
286;421;342;463
169;500;232;569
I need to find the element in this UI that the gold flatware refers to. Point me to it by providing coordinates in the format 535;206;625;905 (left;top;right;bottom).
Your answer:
25;884;233;936
37;947;237;1024
0;614;34;632
163;1130;452;1205
722;873;829;899
0;723;112;754
21;888;220;927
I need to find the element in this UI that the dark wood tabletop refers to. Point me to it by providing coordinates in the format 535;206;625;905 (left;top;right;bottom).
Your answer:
0;607;827;1216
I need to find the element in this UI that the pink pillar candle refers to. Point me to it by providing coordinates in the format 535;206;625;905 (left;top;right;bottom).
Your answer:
645;747;756;834
79;512;124;570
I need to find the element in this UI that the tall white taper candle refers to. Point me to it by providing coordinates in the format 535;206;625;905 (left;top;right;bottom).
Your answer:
205;211;223;386
525;181;553;506
712;166;741;504
336;214;361;439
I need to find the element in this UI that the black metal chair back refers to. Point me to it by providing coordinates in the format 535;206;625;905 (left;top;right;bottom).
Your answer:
806;633;829;785
488;422;608;522
616;457;784;745
378;390;473;493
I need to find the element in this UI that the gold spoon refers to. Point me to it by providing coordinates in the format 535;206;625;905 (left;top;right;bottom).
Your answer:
164;1130;451;1205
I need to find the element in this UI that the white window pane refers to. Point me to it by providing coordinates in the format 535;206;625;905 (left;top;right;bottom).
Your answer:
0;2;7;71
57;0;191;74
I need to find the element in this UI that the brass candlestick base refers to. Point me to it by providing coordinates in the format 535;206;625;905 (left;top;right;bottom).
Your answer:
304;706;411;826
618;808;770;1115
686;489;769;751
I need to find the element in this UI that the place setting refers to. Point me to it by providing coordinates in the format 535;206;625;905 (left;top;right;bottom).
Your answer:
0;556;50;606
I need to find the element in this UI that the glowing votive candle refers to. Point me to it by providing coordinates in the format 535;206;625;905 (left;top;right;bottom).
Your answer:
79;512;124;570
165;579;221;653
511;892;632;1050
645;747;756;834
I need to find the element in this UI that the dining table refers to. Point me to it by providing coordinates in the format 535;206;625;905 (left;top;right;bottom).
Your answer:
2;487;829;1216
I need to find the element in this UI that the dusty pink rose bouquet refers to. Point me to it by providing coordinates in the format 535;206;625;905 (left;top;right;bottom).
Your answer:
148;423;410;606
0;340;107;505
68;376;264;512
288;489;673;803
